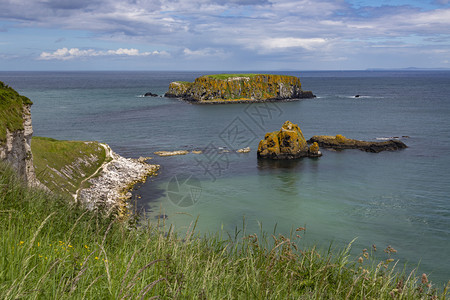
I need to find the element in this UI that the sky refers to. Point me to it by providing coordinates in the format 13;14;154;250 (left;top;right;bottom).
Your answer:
0;0;449;71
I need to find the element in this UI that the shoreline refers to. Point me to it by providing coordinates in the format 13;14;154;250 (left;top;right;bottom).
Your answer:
77;143;159;211
174;97;306;105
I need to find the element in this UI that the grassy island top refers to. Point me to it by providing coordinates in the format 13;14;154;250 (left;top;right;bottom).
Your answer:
0;81;33;144
204;74;259;80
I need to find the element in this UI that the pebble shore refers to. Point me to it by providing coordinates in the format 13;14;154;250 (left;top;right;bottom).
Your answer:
78;144;159;210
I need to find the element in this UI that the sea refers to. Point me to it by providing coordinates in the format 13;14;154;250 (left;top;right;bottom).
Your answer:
1;70;449;285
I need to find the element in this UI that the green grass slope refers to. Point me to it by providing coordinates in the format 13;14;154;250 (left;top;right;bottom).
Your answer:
0;81;33;144
31;137;107;198
0;162;447;299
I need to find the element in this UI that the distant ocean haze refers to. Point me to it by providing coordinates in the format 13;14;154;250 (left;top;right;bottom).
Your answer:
1;70;449;285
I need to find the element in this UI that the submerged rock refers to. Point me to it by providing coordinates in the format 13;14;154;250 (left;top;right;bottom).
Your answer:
307;135;407;153
257;121;321;159
154;150;189;156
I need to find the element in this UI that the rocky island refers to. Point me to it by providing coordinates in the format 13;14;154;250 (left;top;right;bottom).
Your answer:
257;121;321;159
165;74;315;103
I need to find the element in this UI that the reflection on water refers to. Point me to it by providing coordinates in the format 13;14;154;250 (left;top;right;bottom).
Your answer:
257;157;305;170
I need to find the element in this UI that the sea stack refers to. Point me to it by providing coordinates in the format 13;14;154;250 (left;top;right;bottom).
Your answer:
257;121;322;159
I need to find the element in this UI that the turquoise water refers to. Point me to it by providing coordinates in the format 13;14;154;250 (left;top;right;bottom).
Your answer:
1;70;449;284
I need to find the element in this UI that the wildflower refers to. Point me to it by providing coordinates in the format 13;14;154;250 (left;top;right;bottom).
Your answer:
84;245;88;249
95;257;99;260
421;273;428;284
19;241;24;245
358;257;364;264
68;245;72;248
37;242;40;247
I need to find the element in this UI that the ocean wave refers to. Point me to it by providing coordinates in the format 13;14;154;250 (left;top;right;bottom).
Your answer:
336;95;384;99
376;136;410;140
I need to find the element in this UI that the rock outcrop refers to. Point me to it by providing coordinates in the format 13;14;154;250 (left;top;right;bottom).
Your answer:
308;135;408;153
257;121;321;159
144;92;158;97
0;81;39;185
154;150;189;156
78;144;159;210
165;74;315;103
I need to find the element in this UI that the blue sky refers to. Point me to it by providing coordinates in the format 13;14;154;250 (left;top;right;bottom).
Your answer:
0;0;449;70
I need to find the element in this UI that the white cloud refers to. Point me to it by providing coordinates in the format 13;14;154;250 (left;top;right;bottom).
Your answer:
39;47;169;60
183;47;228;58
2;0;450;69
260;37;328;51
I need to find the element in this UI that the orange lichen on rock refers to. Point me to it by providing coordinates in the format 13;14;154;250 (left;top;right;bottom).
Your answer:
164;74;315;102
335;134;347;143
257;121;321;159
307;135;407;153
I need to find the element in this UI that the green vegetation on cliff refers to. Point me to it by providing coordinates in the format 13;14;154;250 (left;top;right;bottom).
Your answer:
0;81;33;144
1;162;447;299
31;137;106;198
165;74;315;102
205;74;258;80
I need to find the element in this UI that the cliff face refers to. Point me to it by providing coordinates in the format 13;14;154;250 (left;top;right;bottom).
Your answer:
0;81;38;185
165;74;315;102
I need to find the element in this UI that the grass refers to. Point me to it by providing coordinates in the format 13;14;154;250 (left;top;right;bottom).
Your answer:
31;137;106;198
205;74;258;80
0;81;33;144
1;162;448;299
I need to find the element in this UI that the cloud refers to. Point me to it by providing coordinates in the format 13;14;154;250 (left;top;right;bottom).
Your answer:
183;47;227;57
259;38;328;51
434;0;450;5
1;0;450;69
39;47;169;60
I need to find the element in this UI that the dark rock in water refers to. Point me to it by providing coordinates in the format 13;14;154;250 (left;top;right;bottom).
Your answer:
144;92;158;97
307;135;407;153
155;214;168;220
257;121;322;159
355;95;360;98
300;91;316;98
